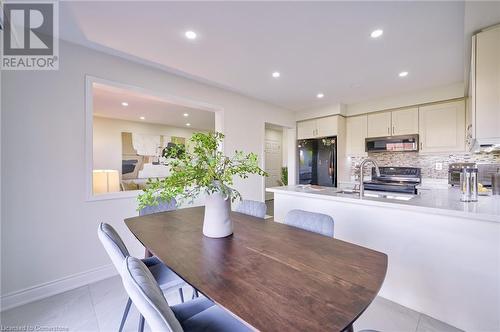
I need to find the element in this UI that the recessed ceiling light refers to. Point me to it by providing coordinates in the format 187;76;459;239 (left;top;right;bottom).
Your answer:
139;116;145;120
186;123;191;126
183;113;189;117
371;29;384;38
272;71;280;78
185;31;197;40
121;102;128;107
399;71;409;77
316;93;324;99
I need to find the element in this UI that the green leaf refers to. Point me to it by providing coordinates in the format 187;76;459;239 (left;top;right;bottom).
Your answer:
137;132;267;210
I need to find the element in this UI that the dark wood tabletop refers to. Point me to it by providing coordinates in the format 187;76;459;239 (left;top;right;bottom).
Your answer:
125;206;387;332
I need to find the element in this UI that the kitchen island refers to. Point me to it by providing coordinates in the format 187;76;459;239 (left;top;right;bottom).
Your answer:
267;185;500;332
269;185;500;222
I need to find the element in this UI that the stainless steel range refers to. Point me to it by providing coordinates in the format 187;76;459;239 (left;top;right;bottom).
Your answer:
363;166;421;194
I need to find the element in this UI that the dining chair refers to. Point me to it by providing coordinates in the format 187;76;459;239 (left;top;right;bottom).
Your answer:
234;199;267;218
284;209;334;237
139;199;200;300
120;256;252;332
97;222;186;332
139;198;177;216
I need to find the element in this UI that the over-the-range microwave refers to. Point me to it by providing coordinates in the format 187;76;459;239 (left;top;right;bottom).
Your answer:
365;135;419;153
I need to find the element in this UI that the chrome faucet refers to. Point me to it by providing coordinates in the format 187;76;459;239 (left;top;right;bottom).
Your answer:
359;158;380;197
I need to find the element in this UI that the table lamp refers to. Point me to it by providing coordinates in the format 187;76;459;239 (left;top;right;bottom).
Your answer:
93;169;120;194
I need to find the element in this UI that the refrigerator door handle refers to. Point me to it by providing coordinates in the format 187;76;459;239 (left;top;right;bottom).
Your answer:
328;151;333;177
331;142;337;187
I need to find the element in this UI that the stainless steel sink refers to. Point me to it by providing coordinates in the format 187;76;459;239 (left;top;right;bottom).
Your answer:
336;189;360;195
336;189;415;201
363;192;415;201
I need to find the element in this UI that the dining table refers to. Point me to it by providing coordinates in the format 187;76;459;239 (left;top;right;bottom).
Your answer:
125;206;388;332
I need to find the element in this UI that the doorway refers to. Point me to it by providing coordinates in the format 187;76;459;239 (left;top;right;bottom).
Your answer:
264;123;289;216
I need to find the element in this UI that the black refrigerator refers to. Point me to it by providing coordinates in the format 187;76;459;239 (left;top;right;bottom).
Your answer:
298;136;337;187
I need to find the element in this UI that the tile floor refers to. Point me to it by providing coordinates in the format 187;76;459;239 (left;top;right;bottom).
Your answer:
0;276;463;332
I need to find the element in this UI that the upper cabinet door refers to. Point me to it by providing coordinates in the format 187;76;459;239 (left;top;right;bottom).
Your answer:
392;108;419;135
419;100;465;153
475;25;500;140
317;116;338;138
297;119;317;140
367;111;391;137
346;115;368;155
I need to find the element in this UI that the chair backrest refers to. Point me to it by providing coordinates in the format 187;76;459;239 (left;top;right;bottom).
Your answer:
121;256;183;332
235;200;267;219
139;198;177;216
284;209;334;237
97;222;130;270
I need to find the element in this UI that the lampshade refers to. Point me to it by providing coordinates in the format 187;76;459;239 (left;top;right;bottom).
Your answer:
93;170;120;194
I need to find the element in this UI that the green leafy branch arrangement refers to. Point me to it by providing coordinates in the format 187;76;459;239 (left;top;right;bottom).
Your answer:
137;132;267;210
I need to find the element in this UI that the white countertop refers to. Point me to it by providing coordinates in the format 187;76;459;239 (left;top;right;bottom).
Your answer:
267;185;500;223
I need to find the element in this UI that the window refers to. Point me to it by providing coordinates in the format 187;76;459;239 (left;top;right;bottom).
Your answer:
85;77;222;200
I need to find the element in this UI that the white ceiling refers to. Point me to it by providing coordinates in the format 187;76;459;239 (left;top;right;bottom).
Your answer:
93;83;215;131
61;1;467;111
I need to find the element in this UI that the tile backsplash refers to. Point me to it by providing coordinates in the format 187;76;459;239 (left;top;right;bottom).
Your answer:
349;152;500;179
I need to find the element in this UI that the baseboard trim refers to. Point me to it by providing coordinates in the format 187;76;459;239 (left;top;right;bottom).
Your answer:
0;264;117;312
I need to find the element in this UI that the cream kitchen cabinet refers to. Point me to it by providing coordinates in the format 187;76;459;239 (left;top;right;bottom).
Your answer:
367;111;391;137
346;115;368;155
470;25;500;148
392;108;419;135
367;108;418;138
297;119;317;139
317;116;338;138
297;116;340;139
419;100;465;153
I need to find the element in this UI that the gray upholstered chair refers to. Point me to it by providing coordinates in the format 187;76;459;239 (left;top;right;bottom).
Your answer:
139;198;177;216
284;209;334;237
97;223;186;332
234;200;267;219
121;256;252;332
140;199;200;300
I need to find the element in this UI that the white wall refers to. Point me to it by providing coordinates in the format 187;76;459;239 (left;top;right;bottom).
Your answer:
93;116;201;171
286;128;297;186
0;40;295;307
281;129;288;167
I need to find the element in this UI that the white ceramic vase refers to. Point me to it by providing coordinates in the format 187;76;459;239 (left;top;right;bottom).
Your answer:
203;192;233;238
